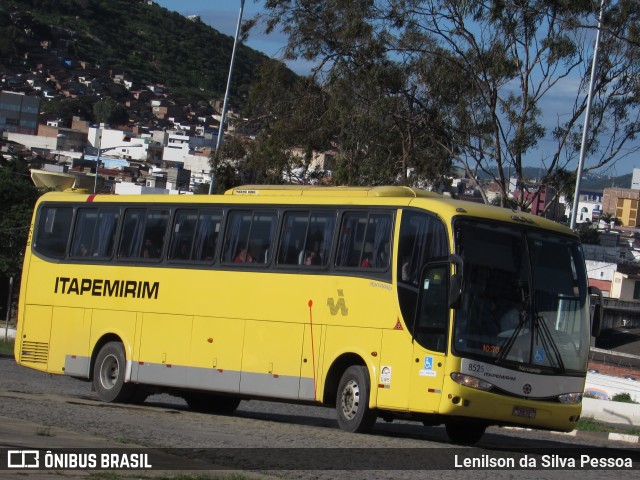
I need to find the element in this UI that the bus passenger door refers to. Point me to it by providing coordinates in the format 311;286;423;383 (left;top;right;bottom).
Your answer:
408;264;449;413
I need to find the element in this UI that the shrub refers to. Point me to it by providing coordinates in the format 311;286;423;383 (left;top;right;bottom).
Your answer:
611;392;637;404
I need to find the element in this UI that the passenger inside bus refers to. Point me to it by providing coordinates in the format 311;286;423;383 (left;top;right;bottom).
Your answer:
304;251;321;265
142;238;159;258
235;247;254;263
177;242;190;260
79;243;90;256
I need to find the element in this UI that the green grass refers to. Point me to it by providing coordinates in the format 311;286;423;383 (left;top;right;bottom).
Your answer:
36;426;54;437
577;417;640;436
0;337;14;356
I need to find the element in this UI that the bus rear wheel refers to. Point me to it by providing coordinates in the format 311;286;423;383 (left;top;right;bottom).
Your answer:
93;342;134;403
445;421;486;445
336;365;377;433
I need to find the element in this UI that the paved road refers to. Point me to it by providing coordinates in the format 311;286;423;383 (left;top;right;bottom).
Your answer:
0;355;638;479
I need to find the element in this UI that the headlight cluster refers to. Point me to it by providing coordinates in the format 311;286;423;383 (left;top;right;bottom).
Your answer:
451;373;583;403
558;393;582;404
450;372;493;391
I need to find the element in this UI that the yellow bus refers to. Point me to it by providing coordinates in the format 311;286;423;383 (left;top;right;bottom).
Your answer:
15;185;600;444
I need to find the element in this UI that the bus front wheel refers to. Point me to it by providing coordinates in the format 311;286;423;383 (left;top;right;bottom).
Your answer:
93;342;134;403
445;421;486;445
336;365;377;433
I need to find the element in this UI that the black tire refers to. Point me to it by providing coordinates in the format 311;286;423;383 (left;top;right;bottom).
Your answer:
93;341;135;403
336;365;377;433
445;421;486;445
185;393;241;414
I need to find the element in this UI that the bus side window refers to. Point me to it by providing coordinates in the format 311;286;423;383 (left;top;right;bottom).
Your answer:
194;211;222;261
278;212;309;265
33;206;73;259
415;264;449;352
336;212;392;270
119;209;169;260
397;211;448;336
169;209;222;262
277;211;335;267
223;211;276;265
169;209;197;261
71;208;120;258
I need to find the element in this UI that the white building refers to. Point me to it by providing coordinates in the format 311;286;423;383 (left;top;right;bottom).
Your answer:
585;260;616;297
631;168;640;190
88;124;149;161
181;153;212;189
564;200;601;223
162;132;191;162
114;182;193;195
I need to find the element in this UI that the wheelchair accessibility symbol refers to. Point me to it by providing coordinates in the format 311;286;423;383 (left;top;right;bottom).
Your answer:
419;356;437;377
424;356;433;370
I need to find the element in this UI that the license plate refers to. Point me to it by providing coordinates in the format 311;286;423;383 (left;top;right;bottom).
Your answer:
512;406;536;419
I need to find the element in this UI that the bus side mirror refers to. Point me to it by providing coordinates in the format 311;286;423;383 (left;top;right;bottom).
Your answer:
449;254;463;309
589;286;603;337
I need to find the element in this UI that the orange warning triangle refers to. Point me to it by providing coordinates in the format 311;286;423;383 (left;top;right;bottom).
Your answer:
394;318;403;330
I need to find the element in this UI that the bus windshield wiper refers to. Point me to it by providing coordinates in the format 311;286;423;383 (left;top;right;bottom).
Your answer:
534;314;566;373
497;308;528;363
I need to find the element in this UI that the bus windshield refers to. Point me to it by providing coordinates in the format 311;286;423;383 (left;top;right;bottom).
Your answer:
452;220;590;373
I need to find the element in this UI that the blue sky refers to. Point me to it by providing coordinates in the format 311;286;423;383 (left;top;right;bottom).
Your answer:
155;1;313;73
155;1;638;178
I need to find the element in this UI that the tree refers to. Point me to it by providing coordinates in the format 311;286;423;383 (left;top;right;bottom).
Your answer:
577;223;601;245
207;135;247;194
0;157;42;285
41;96;95;126
242;60;336;184
93;97;129;125
260;0;640;201
244;28;453;186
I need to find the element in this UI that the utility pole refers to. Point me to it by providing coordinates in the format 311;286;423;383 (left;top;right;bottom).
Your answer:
209;0;245;195
570;0;606;230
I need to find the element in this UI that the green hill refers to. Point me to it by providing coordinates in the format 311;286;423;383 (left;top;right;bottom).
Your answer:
0;0;275;103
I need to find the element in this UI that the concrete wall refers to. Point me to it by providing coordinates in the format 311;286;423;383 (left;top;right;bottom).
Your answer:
581;397;640;426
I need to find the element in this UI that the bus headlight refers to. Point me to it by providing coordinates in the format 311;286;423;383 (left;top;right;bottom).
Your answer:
558;393;582;404
451;373;493;391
